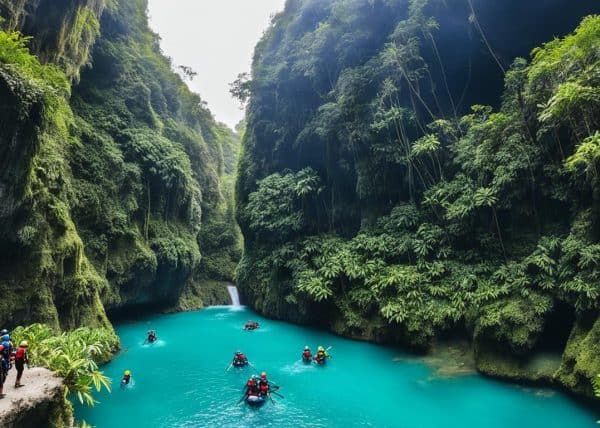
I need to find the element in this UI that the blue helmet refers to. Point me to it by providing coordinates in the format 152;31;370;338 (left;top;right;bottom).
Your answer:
1;335;9;341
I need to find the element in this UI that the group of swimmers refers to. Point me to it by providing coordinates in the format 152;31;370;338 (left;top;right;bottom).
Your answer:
302;345;332;365
120;330;158;387
234;321;333;404
0;329;29;397
120;321;332;404
239;346;330;402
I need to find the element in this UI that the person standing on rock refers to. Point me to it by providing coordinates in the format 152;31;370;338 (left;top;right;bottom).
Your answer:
0;334;13;396
0;343;8;397
14;341;29;388
1;334;12;365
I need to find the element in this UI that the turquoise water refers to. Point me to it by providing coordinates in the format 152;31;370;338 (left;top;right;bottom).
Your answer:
76;307;598;427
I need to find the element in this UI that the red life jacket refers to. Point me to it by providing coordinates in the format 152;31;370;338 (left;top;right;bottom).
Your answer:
303;350;311;358
259;382;269;394
247;380;257;395
15;348;26;361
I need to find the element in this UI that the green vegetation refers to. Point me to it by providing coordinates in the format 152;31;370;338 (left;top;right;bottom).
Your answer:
0;0;107;81
9;324;118;426
12;324;118;406
596;375;600;423
69;0;241;312
236;0;600;398
0;0;241;330
0;25;110;330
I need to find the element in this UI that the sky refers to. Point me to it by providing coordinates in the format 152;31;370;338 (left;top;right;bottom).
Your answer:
147;0;286;129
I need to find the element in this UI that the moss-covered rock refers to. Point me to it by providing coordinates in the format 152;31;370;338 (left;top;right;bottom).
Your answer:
173;279;230;312
475;342;561;385
0;0;241;330
556;314;600;397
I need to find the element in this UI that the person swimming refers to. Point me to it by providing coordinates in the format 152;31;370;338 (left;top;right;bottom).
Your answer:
302;346;312;363
121;370;132;389
314;346;331;365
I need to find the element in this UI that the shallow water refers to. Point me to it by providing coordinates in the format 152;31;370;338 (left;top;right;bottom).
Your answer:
76;307;598;427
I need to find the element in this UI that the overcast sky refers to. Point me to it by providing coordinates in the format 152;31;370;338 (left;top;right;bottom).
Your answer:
147;0;286;129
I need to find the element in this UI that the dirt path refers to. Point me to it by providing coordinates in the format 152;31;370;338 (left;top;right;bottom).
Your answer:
0;367;63;421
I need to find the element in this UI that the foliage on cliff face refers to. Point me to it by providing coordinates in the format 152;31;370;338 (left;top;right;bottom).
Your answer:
236;0;600;397
0;0;240;329
0;0;109;81
68;0;241;311
0;27;111;330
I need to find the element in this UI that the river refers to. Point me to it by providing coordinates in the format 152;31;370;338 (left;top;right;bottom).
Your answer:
75;306;598;427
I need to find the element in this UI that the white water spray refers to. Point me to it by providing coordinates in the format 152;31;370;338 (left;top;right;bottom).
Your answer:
227;284;241;306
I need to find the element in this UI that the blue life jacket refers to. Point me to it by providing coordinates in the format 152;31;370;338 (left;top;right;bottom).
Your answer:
1;341;11;370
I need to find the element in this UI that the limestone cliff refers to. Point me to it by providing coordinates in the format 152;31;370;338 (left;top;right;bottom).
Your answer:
0;0;241;330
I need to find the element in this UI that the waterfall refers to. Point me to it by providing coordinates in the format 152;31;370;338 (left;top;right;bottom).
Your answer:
227;284;241;306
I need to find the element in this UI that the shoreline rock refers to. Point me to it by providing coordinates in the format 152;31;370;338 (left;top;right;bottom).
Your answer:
0;367;69;428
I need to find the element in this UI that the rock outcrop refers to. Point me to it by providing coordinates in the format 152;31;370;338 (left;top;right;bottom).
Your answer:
0;368;68;428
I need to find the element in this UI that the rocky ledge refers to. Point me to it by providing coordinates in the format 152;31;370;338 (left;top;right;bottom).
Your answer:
0;368;68;427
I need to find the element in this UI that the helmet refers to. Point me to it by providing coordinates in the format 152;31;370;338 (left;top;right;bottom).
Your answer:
124;370;131;376
0;329;8;335
318;346;324;351
235;350;241;355
260;372;267;379
304;346;309;350
19;341;28;347
1;335;9;342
